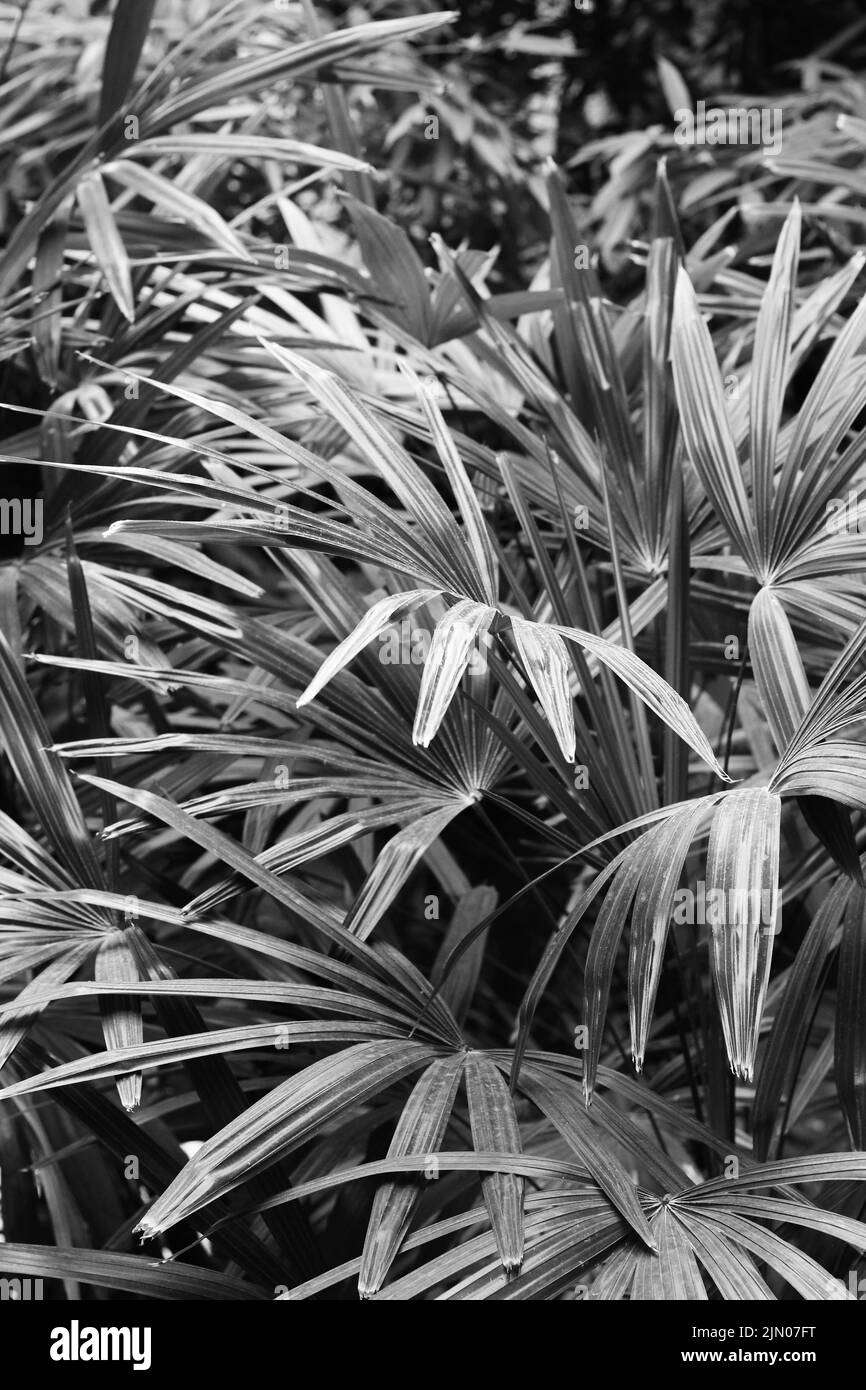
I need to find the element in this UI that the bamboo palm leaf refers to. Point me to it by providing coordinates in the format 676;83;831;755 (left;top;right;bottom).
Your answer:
413;602;497;747
359;1054;465;1296
136;1041;437;1238
751;201;800;562
835;885;866;1147
0;1244;267;1300
463;1052;524;1273
671;266;761;574
94;928;143;1113
0;632;104;891
75;172;135;323
705;788;781;1081
296;589;441;707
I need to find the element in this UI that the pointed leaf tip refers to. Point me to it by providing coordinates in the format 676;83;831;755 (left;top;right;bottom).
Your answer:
413;602;496;747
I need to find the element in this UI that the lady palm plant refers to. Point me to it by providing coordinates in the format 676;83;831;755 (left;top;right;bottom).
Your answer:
2;0;866;1302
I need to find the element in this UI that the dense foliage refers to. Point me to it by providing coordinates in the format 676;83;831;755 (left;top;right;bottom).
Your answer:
3;0;866;1301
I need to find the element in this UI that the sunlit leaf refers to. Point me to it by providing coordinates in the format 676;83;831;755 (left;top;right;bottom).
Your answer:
413;601;497;747
297;588;441;708
511;617;576;763
705;789;782;1080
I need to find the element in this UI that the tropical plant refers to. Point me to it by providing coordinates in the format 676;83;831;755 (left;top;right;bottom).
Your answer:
2;0;866;1303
